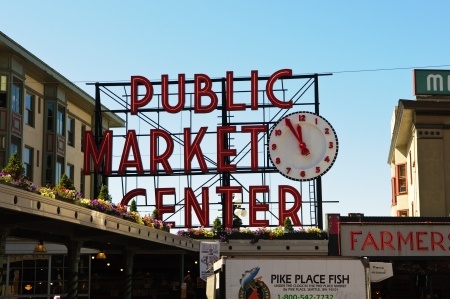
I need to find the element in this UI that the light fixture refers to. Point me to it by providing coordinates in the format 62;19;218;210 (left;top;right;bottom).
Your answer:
96;250;107;259
232;194;242;205
33;240;47;253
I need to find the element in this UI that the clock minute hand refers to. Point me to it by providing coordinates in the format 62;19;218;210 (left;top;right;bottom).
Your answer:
297;124;310;156
284;118;301;142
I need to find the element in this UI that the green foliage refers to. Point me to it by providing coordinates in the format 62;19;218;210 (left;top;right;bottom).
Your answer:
284;217;294;233
59;173;74;189
213;217;222;233
2;152;24;180
152;209;160;220
130;199;138;212
97;185;111;201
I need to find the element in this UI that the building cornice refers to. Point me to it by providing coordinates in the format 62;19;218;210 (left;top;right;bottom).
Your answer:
388;99;450;164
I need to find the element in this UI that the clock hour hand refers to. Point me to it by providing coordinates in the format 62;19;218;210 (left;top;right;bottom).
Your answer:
297;125;310;156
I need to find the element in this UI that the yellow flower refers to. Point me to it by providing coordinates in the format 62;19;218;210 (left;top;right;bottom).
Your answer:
38;187;56;199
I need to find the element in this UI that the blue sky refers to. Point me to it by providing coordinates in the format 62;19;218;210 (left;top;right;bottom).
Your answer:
2;1;450;227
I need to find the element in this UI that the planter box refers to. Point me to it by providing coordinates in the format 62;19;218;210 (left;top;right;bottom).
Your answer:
225;233;255;240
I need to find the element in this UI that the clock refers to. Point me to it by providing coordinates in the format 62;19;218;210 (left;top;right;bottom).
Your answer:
268;111;338;181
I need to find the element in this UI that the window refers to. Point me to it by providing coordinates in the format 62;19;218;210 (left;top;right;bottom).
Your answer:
9;257;50;296
56;157;64;184
397;210;408;217
0;75;7;91
6;255;89;297
396;164;407;195
10;136;20;157
81;125;86;152
11;77;22;113
66;163;74;183
24;146;33;180
47;103;54;131
409;152;413;184
45;155;53;184
67;117;75;146
391;178;396;205
0;75;7;108
25;93;35;127
57;106;65;135
0;135;5;168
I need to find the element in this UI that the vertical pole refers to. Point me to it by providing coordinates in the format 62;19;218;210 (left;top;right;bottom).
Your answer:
123;249;134;299
326;214;340;255
221;78;230;228
314;74;323;230
94;82;102;199
66;240;83;299
0;229;9;295
180;254;185;298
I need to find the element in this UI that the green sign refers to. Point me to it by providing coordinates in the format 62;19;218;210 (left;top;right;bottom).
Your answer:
414;69;450;96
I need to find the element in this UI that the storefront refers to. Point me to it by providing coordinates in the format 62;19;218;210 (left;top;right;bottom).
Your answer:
1;239;200;299
328;215;450;299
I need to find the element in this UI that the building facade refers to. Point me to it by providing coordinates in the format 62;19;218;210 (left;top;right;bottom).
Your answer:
328;214;450;299
0;31;123;199
388;71;450;217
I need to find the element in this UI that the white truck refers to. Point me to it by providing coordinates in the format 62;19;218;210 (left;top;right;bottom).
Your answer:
206;256;370;299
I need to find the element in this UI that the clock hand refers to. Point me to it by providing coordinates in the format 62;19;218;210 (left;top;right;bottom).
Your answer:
297;125;310;156
284;118;301;142
285;118;310;156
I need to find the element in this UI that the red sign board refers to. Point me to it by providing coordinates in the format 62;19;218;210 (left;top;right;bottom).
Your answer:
340;224;450;257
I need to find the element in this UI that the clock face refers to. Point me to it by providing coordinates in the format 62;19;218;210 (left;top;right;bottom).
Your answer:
268;111;338;181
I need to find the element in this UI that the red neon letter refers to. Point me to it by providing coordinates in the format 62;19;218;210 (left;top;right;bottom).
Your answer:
161;74;185;113
155;188;176;223
350;231;362;250
226;71;246;111
217;126;237;172
242;125;266;171
416;232;428;251
83;130;113;175
266;69;293;109
251;70;258;110
431;232;445;250
150;129;174;174
361;232;379;251
184;127;208;173
131;76;153;115
184;187;210;228
249;185;269;227
380;231;395;250
194;74;218;113
278;185;301;226
118;130;144;174
120;188;146;206
397;231;413;251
